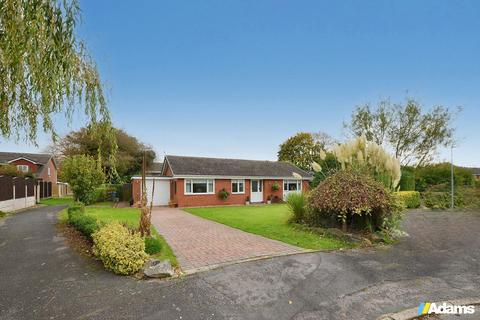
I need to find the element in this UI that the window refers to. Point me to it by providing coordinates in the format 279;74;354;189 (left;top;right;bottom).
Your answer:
185;179;214;195
231;179;245;194
283;180;302;191
17;165;29;173
47;167;51;176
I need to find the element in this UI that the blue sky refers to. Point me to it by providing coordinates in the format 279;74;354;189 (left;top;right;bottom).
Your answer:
2;0;479;166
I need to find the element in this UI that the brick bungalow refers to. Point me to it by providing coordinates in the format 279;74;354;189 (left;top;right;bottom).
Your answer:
132;155;313;207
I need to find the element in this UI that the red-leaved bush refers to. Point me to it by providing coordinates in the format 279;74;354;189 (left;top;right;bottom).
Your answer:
307;170;395;231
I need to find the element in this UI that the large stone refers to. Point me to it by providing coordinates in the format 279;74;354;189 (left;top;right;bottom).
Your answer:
143;259;174;278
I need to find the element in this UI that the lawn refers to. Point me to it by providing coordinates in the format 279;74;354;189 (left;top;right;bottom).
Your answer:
185;204;350;250
59;204;178;268
40;196;77;206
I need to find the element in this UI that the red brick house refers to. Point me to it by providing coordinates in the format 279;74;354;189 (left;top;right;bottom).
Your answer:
132;155;313;207
0;152;57;183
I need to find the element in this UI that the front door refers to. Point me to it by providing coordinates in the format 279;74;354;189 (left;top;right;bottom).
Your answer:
250;179;263;203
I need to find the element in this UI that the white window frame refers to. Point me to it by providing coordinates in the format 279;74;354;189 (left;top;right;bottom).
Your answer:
47;167;51;176
184;179;215;195
17;165;29;173
231;179;245;194
283;180;302;192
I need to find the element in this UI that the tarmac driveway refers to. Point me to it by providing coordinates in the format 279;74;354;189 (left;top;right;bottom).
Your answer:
0;206;479;320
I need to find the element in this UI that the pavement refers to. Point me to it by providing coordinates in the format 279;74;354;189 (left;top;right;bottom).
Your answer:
151;207;303;272
0;206;479;320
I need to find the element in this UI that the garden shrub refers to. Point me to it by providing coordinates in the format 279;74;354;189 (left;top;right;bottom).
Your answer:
144;236;162;255
286;192;307;223
394;191;420;208
67;205;99;239
93;185;108;202
421;186;480;209
307;170;399;232
422;191;450;209
0;210;6;218
61;155;105;205
0;164;25;177
92;222;148;275
399;169;416;191
414;163;474;192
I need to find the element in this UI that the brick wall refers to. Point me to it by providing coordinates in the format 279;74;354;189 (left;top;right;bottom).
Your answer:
174;179;250;207
10;159;39;173
37;159;57;183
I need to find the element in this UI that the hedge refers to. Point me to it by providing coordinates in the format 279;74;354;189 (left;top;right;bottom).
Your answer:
394;191;421;209
67;205;100;239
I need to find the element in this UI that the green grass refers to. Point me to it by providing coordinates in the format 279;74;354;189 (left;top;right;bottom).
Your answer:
40;197;77;206
58;203;178;268
64;206;177;267
185;204;351;250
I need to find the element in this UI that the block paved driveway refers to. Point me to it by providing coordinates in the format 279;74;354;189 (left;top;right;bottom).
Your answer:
151;207;303;272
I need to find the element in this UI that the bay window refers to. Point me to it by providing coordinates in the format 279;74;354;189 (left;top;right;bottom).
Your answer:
231;179;245;194
184;179;214;195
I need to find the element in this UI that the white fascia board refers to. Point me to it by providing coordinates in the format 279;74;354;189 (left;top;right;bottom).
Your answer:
131;176;172;180
173;175;313;181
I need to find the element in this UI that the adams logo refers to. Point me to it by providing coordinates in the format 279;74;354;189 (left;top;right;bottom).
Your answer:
418;302;475;315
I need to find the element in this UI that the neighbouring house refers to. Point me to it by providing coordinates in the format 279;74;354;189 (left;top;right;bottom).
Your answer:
0;151;71;199
0;152;58;183
131;155;313;207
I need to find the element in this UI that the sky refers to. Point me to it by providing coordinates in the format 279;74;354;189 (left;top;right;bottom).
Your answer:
1;0;480;166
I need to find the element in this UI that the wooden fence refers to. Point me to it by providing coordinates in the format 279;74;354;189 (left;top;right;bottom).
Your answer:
0;176;37;212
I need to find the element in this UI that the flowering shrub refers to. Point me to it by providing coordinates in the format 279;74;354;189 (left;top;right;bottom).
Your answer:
92;222;148;275
394;191;420;208
307;170;399;231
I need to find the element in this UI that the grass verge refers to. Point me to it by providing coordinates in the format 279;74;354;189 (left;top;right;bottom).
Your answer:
58;205;178;268
185;204;352;250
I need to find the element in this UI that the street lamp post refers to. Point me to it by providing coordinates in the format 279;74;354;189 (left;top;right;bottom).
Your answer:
450;145;454;210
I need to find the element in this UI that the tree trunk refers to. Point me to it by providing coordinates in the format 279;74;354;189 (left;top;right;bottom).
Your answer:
139;151;151;237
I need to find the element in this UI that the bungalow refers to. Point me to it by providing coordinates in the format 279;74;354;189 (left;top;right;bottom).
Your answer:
132;155;313;207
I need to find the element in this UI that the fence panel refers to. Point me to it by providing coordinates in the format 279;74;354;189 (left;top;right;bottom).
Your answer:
0;176;13;201
13;178;26;198
26;179;35;197
39;182;44;199
122;183;132;202
47;182;52;198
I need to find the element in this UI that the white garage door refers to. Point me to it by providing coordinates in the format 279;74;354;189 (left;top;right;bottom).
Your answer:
144;178;170;206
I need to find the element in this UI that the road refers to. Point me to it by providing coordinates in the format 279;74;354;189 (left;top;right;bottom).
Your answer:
1;206;479;320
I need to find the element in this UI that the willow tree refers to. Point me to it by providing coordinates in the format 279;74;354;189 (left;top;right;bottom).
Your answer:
0;0;109;143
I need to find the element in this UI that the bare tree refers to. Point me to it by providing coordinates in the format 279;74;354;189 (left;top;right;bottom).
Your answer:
344;97;460;167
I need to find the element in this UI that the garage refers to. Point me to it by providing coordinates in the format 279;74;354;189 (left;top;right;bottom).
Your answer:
143;177;171;206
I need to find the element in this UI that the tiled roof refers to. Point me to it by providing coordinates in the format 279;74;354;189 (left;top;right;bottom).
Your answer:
165;155;313;179
147;162;163;172
0;152;52;165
